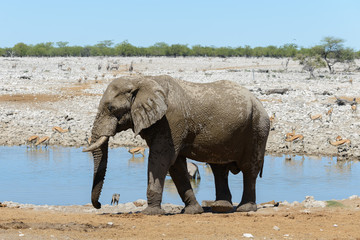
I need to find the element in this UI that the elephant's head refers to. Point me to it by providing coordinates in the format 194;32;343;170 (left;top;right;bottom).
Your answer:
83;76;168;209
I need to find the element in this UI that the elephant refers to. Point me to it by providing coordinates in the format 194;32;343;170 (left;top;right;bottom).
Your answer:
83;75;270;215
187;161;200;180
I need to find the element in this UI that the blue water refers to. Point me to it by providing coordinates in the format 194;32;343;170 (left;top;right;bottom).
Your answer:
0;146;359;206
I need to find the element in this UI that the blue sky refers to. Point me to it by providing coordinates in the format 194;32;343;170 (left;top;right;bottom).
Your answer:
1;0;359;50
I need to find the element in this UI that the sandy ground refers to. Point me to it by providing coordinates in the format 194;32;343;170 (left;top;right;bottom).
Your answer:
1;197;360;240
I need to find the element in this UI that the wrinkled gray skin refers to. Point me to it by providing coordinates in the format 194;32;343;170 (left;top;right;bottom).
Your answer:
84;75;270;215
187;162;200;180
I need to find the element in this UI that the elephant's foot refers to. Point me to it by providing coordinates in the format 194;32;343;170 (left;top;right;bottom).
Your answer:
182;203;204;214
142;206;166;215
236;202;257;212
211;200;234;213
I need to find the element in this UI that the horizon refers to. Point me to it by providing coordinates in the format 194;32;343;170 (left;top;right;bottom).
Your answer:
1;0;360;50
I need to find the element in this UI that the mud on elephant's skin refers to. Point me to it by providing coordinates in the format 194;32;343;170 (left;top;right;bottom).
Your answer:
84;75;270;215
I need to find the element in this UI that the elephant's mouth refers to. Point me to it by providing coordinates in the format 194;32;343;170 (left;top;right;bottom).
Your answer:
83;136;109;152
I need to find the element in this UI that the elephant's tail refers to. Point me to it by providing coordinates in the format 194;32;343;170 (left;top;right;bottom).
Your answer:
259;161;264;178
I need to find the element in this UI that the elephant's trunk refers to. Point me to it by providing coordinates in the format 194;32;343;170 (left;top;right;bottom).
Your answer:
90;134;109;209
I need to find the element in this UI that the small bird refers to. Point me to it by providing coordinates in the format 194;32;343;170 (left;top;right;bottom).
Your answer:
52;126;69;133
35;136;50;147
351;98;357;114
351;104;357;113
128;147;145;157
129;61;134;73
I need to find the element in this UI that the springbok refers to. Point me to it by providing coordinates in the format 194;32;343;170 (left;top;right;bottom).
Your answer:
269;113;276;130
308;113;322;122
328;138;351;146
285;127;296;139
128;147;145;157
326;108;333;121
35;136;50;148
52;126;69;133
285;134;305;157
27;135;39;147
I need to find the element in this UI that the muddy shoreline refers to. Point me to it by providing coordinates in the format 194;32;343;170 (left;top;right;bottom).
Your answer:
1;57;359;159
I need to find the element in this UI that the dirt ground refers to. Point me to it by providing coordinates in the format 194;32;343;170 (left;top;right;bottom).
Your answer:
1;199;360;240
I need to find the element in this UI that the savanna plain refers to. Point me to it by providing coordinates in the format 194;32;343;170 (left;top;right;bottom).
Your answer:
1;57;360;239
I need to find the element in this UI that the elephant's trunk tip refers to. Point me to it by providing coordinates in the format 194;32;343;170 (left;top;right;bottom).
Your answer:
92;200;102;209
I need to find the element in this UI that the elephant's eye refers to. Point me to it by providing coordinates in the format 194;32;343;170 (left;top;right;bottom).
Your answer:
107;104;115;113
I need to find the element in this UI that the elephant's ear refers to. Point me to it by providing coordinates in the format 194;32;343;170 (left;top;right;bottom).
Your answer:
131;79;168;135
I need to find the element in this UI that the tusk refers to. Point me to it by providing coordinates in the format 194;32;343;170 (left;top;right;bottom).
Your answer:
82;136;109;152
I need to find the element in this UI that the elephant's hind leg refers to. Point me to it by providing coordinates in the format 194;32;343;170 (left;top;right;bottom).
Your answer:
169;156;203;214
236;171;257;212
209;163;234;213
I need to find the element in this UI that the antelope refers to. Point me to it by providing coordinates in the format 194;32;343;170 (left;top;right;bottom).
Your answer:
26;135;39;147
285;133;305;156
308;113;322;122
128;147;145;157
285;127;296;139
326;108;333;121
86;136;92;145
52;126;69;133
35;136;50;147
269;113;276;130
328;138;351;146
285;134;304;142
328;137;352;159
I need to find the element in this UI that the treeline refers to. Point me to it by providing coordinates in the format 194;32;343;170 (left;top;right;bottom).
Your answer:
1;39;359;59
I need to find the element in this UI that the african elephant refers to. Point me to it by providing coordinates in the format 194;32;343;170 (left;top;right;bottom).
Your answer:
83;75;270;215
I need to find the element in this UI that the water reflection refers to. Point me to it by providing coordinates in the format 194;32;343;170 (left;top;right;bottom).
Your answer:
0;146;359;206
128;156;145;166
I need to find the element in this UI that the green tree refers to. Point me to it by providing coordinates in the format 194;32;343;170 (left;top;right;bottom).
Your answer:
167;44;190;57
295;53;326;79
56;41;69;48
13;42;30;57
115;40;138;56
148;42;169;56
95;40;115;56
314;37;355;73
215;47;234;58
28;42;54;56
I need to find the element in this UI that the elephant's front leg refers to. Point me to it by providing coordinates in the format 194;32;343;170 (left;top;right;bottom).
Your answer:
142;155;169;215
169;156;203;214
210;163;234;213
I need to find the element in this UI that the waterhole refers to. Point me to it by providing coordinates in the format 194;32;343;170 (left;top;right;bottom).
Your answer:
0;146;359;206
